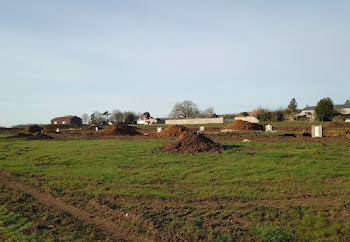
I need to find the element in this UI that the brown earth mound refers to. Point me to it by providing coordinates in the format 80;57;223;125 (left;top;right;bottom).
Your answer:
24;125;43;134
27;133;54;140
224;120;263;131
41;126;56;134
7;132;33;138
100;123;141;135
87;125;103;130
160;131;225;153
157;125;188;137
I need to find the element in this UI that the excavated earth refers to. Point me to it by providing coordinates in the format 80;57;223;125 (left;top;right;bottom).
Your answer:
160;131;225;154
27;133;54;140
157;125;188;137
224;120;264;131
24;125;43;134
41;126;56;134
100;123;141;136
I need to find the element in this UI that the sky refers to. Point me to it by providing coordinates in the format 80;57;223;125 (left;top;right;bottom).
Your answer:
0;0;349;126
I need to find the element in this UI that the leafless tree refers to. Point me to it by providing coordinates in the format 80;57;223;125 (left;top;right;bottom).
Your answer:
200;107;215;118
169;100;200;119
90;111;103;125
81;113;90;125
110;110;124;123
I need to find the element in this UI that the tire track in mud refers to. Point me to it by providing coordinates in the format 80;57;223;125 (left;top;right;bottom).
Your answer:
0;171;151;241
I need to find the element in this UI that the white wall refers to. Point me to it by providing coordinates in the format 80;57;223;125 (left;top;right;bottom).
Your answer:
165;117;224;125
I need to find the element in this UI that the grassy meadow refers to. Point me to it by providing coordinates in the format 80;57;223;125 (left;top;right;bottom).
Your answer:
1;131;350;241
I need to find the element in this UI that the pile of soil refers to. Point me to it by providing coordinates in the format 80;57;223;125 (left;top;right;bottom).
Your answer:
27;133;54;140
224;120;263;131
100;123;141;136
160;131;225;153
157;125;188;137
87;125;103;130
24;125;43;134
7;132;33;138
41;126;56;134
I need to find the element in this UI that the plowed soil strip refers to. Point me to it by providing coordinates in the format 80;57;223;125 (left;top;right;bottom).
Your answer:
0;171;150;241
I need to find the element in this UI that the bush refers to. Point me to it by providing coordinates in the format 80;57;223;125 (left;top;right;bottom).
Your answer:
255;109;284;122
256;109;271;122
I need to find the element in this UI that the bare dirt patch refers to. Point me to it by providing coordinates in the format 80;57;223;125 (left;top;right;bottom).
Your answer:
160;131;225;153
0;171;151;241
325;122;350;129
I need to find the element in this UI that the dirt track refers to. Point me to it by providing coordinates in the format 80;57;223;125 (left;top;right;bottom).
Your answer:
0;171;150;241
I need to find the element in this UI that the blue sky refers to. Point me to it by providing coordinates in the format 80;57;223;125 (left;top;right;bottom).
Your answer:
1;0;349;126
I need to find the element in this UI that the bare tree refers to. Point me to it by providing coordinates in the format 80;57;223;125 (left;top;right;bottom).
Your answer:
102;111;111;123
81;113;90;125
201;107;215;118
169;100;200;119
90;111;103;125
110;110;124;123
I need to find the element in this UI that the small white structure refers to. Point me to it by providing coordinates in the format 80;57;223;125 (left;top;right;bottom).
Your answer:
265;124;273;132
95;127;99;131
234;116;260;123
199;126;205;131
312;125;322;138
157;127;163;133
56;128;60;133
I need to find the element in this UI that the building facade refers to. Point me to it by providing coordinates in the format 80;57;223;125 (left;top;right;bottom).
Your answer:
51;116;82;125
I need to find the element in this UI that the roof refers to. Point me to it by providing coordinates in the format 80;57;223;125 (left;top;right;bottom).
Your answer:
303;104;350;110
51;115;80;121
302;106;315;110
335;104;350;109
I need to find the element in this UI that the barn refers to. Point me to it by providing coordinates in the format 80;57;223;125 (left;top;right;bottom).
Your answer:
51;116;82;125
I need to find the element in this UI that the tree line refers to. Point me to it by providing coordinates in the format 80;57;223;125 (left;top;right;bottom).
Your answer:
81;97;349;125
81;110;139;125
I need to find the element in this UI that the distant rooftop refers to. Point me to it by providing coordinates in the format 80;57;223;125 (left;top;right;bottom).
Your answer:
303;104;350;110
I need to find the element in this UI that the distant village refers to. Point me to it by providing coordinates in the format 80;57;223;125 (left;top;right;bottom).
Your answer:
46;98;350;127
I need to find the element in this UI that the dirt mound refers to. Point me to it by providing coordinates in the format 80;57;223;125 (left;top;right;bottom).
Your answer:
41;126;56;134
7;132;33;138
157;125;188;137
100;123;141;136
87;125;103;130
325;122;350;128
160;131;225;153
224;120;263;131
24;125;43;134
27;133;54;140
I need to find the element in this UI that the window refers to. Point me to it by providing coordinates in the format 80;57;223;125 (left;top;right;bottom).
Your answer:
62;121;66;124
54;121;57;124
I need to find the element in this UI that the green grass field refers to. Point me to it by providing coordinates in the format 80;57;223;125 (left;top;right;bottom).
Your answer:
1;132;350;241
